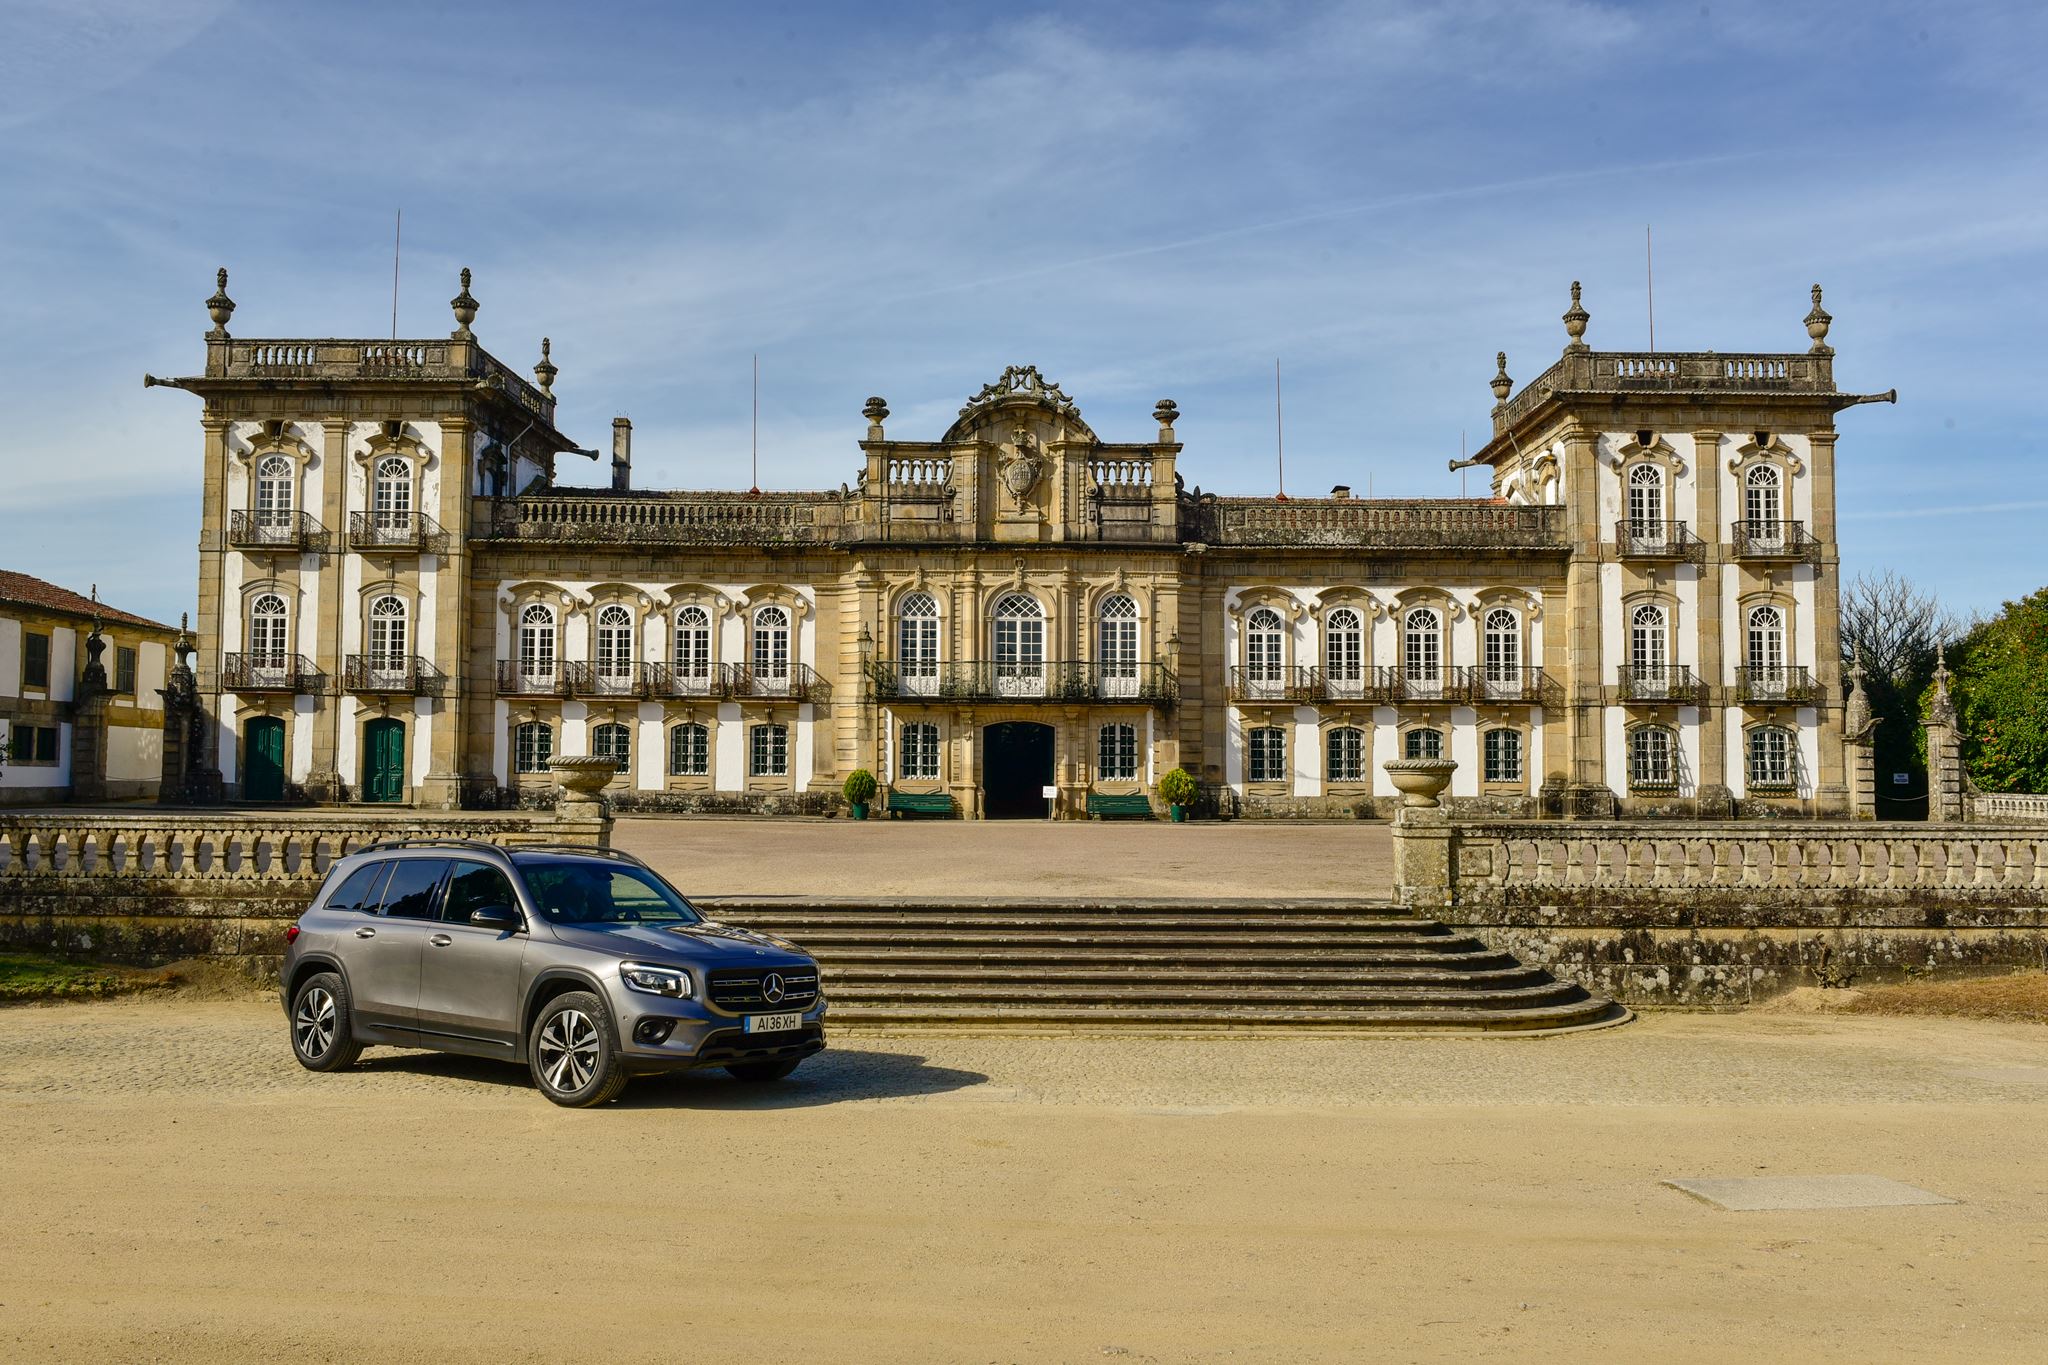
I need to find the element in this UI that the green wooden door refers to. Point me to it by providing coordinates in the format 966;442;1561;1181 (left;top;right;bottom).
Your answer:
363;718;406;803
244;717;285;802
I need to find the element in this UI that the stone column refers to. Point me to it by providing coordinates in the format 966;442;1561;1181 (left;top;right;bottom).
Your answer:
1924;646;1966;823
1559;424;1612;815
195;415;232;790
1691;428;1733;815
307;416;352;802
419;415;472;810
1843;648;1877;820
1807;428;1850;815
69;623;111;804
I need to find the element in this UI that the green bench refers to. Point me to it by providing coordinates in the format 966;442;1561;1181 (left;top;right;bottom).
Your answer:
1087;792;1156;819
887;790;956;818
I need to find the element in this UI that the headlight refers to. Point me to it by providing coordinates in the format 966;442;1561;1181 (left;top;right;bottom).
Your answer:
619;963;693;998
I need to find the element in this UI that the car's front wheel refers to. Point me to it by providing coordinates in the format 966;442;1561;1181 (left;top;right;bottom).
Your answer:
290;971;364;1072
528;991;629;1107
727;1058;802;1082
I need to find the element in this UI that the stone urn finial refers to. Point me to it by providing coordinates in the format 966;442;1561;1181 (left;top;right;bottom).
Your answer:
1489;351;1513;403
206;267;235;338
1562;280;1589;350
1383;757;1457;809
862;396;889;437
1804;283;1833;354
1153;398;1179;430
533;336;558;395
451;267;479;339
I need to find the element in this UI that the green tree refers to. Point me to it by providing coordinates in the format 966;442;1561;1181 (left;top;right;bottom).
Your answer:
1941;586;2048;793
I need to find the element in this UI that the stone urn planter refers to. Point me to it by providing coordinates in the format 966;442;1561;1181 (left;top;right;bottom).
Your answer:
548;755;618;803
1381;758;1456;809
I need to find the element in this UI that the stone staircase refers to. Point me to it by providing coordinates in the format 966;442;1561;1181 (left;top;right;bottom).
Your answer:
696;898;1626;1032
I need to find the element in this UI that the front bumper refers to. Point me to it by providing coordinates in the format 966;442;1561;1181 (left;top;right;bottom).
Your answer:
614;996;828;1074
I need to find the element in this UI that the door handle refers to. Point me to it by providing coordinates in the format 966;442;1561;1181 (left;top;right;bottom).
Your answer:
429;934;453;947
355;926;377;938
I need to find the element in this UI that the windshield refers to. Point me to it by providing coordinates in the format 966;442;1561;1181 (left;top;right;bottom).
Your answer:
513;858;702;927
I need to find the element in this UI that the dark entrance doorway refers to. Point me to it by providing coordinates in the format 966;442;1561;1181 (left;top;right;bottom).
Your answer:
243;716;285;802
982;722;1054;819
362;718;406;803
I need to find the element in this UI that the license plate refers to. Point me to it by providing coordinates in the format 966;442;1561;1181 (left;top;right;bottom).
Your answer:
743;1012;804;1034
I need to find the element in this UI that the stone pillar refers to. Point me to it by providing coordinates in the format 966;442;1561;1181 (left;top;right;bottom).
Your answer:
419;415;472;810
1691;427;1733;813
1924;646;1966;823
1843;646;1877;820
1559;424;1613;815
306;416;352;803
69;659;111;804
1386;758;1456;909
195;415;233;791
1807;428;1850;815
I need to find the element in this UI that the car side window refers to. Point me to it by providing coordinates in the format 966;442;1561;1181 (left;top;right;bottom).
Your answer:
376;859;451;920
443;862;521;925
324;862;390;915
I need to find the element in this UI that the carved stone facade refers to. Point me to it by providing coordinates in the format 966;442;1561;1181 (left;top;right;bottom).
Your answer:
153;272;1888;818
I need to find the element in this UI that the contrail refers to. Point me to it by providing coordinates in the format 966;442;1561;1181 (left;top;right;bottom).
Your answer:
1842;499;2048;521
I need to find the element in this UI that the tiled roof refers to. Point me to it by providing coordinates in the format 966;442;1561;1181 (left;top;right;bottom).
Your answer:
0;570;177;634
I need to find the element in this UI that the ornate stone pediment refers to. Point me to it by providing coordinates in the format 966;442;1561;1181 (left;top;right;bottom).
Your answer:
943;364;1096;444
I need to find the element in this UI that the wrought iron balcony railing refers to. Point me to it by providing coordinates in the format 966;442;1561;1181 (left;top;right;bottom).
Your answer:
1731;519;1820;562
869;660;1176;707
228;510;331;553
1614;519;1705;562
1617;665;1708;704
1227;665;1315;703
1736;665;1818;704
496;660;569;697
566;661;648;699
342;655;447;697
644;661;733;700
730;662;826;702
1308;667;1401;704
221;652;324;694
348;511;450;554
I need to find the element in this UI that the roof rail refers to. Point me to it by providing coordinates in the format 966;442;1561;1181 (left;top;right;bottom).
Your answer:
355;837;517;856
502;842;649;866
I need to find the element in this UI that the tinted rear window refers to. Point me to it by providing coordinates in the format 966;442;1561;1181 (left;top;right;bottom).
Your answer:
377;859;451;920
324;862;390;915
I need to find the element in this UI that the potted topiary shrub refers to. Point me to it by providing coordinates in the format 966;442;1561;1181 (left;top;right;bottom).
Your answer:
1158;767;1198;822
843;768;878;820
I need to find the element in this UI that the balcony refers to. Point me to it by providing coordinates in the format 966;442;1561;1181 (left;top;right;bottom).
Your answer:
644;662;733;700
731;663;826;702
348;511;450;554
1614;519;1705;562
566;661;649;700
228;510;331;554
869;661;1176;708
342;655;447;697
1309;667;1400;705
1617;665;1708;705
1732;519;1821;563
496;661;569;697
221;652;324;695
1736;666;1819;705
1309;666;1560;706
1227;665;1314;704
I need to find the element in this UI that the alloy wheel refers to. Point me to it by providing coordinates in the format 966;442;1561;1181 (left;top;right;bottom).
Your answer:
536;1009;600;1093
293;987;336;1058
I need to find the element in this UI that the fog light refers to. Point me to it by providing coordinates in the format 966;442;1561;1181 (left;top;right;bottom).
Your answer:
634;1019;675;1045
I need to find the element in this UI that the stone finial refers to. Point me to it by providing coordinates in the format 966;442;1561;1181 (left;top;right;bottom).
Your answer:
1804;283;1833;355
450;267;479;339
862;396;889;439
1927;642;1958;727
1153;398;1180;430
1845;644;1871;736
533;336;558;395
1562;280;1589;350
205;267;235;338
1489;351;1513;403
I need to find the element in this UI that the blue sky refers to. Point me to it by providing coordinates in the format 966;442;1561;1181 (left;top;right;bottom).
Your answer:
3;0;2043;628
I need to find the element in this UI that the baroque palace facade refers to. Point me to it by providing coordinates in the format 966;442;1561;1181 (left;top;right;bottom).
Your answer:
149;270;1892;818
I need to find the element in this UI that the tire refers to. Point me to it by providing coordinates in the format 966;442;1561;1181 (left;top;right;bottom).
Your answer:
290;971;364;1072
528;991;629;1108
727;1058;802;1083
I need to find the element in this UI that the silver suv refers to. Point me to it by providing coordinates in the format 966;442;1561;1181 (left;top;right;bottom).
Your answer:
281;841;825;1107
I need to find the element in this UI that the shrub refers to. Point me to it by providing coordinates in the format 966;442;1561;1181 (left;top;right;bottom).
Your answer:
843;768;879;806
1157;767;1198;807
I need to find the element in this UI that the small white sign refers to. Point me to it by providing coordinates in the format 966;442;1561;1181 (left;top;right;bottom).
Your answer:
1041;785;1058;799
1893;772;1910;785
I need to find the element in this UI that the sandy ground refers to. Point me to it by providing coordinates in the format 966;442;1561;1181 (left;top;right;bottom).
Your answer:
614;817;1397;900
3;999;2047;1362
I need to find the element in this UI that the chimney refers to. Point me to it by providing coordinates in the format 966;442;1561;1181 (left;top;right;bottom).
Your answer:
1329;484;1352;500
611;417;632;492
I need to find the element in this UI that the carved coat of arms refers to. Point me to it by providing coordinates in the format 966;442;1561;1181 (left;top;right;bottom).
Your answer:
999;428;1043;508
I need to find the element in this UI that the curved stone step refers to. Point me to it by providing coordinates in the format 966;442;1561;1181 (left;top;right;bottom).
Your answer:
822;981;1589;1009
822;964;1554;990
814;946;1523;970
821;999;1631;1032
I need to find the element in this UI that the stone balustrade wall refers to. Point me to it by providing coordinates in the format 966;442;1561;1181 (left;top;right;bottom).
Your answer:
1972;792;2048;823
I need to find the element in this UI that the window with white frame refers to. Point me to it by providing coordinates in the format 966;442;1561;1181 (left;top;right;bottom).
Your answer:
668;722;709;777
255;455;294;531
1098;722;1138;780
750;723;789;777
1744;462;1783;531
1245;606;1284;686
1748;725;1796;789
752;605;791;683
1626;463;1665;536
595;605;635;683
518;603;557;685
1629;725;1677;789
673;606;711;684
897;592;938;695
1326;726;1365;783
1484;727;1523;783
373;456;412;530
1324;607;1364;696
1247;726;1286;783
248;593;289;670
900;721;940;780
1098;594;1139;698
367;595;408;680
1482;608;1521;696
1629;603;1669;682
592;721;631;773
992;593;1045;696
514;720;554;774
1403;608;1442;695
1404;727;1443;760
1747;604;1786;683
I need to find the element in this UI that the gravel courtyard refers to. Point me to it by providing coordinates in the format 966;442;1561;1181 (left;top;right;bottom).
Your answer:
3;998;2045;1362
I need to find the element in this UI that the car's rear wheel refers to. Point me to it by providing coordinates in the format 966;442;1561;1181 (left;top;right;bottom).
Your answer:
529;991;629;1108
727;1058;802;1082
290;971;363;1072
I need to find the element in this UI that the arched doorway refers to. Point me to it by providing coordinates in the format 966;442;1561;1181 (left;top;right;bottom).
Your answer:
982;722;1054;819
362;717;406;803
243;716;285;802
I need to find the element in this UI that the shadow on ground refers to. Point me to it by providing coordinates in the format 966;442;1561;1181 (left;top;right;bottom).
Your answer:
353;1045;989;1110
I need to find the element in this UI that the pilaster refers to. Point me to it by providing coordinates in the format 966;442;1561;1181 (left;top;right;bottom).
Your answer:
1807;429;1848;814
419;415;471;809
1691;428;1731;803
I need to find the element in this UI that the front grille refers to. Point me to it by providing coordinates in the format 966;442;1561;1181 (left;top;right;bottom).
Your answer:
707;967;820;1014
694;1026;825;1066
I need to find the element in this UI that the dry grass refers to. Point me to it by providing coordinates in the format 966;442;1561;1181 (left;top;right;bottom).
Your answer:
1840;972;2048;1024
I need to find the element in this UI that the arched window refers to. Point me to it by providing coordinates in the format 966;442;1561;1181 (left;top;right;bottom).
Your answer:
1098;722;1138;781
1629;603;1669;688
1404;727;1443;760
1484;728;1523;783
1626;463;1665;538
1748;726;1796;790
1324;607;1364;698
367;595;408;680
1482;608;1521;698
1746;604;1786;690
1098;594;1139;698
595;605;635;685
673;606;712;689
897;592;938;696
992;593;1045;697
749;723;789;777
1629;725;1677;790
899;721;940;780
513;720;553;774
1244;606;1286;697
372;456;413;532
592;721;631;773
1247;726;1286;783
1403;608;1442;697
255;455;294;534
1744;463;1783;533
518;603;557;687
248;593;288;672
752;605;791;688
668;722;709;777
1326;726;1365;783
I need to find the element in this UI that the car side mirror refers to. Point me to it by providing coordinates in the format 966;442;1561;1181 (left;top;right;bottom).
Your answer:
470;905;521;931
